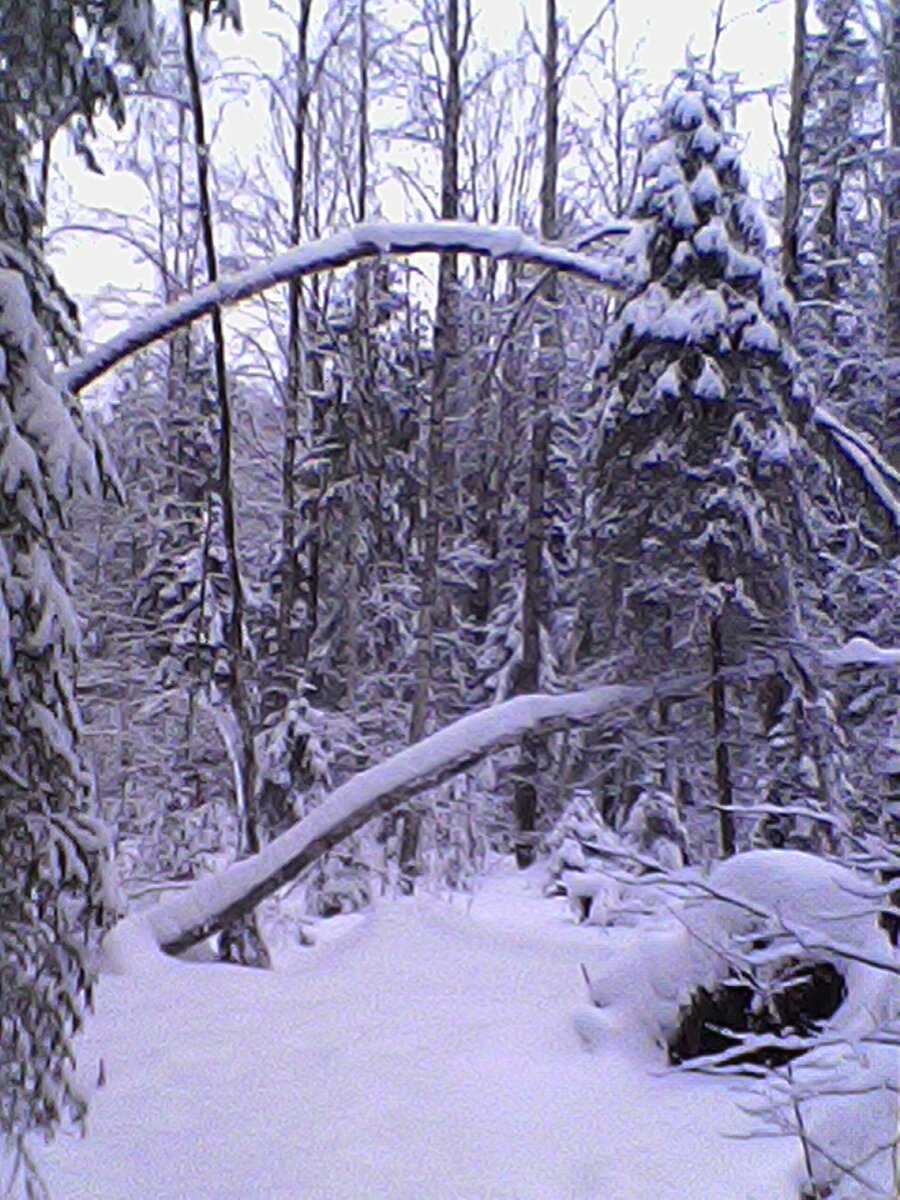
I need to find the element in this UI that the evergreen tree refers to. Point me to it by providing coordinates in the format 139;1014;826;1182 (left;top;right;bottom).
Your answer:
0;0;155;1172
586;71;842;855
779;0;899;837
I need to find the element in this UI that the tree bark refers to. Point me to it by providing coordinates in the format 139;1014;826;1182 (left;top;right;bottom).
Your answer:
401;0;465;887
705;542;735;858
782;0;808;296
710;614;734;859
884;1;900;440
276;0;315;681
180;2;260;857
344;0;374;709
513;0;560;868
709;612;736;858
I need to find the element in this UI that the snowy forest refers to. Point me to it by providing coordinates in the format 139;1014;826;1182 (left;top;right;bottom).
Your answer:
1;0;898;1197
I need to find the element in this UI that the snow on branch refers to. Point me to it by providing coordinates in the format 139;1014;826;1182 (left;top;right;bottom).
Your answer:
811;404;900;530
820;636;900;670
134;680;677;957
62;222;630;395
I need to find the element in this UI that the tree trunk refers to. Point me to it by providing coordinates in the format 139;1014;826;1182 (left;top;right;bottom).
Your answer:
709;612;736;857
344;0;374;710
180;6;267;969
884;2;900;446
138;682;658;957
303;119;326;652
513;0;559;867
782;0;807;296
705;541;735;858
276;0;314;684
180;2;258;856
401;0;464;888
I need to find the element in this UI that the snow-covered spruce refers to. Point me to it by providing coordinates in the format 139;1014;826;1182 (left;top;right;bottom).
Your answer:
545;787;688;926
0;271;112;1147
585;73;848;850
544;790;626;921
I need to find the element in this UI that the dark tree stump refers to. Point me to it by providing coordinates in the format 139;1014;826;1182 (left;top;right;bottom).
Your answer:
218;909;271;970
667;959;846;1069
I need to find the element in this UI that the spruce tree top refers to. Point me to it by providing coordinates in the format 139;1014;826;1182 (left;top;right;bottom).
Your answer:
591;73;813;610
598;73;800;406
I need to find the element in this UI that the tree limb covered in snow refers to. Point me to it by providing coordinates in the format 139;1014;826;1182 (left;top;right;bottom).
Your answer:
62;221;629;395
811;404;900;532
140;680;680;956
649;869;900;977
819;636;900;669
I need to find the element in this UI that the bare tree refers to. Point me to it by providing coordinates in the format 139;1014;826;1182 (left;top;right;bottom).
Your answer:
400;0;470;886
512;0;561;867
180;2;272;965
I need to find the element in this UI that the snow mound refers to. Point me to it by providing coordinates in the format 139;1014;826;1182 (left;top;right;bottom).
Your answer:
101;914;171;977
582;850;896;1056
41;863;800;1200
682;850;895;1036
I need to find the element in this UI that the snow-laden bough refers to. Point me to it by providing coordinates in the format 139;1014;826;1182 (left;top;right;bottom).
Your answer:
107;679;692;962
62;221;631;395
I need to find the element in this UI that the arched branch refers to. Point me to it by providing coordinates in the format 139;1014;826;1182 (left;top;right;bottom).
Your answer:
62;220;630;395
134;678;697;957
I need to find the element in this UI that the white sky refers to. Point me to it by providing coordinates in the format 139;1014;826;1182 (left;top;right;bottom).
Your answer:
50;0;794;350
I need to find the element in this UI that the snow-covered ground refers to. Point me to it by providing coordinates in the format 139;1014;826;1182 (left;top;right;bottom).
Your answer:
37;859;813;1200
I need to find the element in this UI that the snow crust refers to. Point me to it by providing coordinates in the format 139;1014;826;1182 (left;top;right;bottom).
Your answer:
40;861;799;1200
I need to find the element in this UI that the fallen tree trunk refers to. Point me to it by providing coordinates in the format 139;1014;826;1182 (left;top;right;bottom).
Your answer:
137;680;685;957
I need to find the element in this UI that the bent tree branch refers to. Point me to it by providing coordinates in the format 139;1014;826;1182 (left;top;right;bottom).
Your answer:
139;681;688;956
62;220;630;395
62;221;899;530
